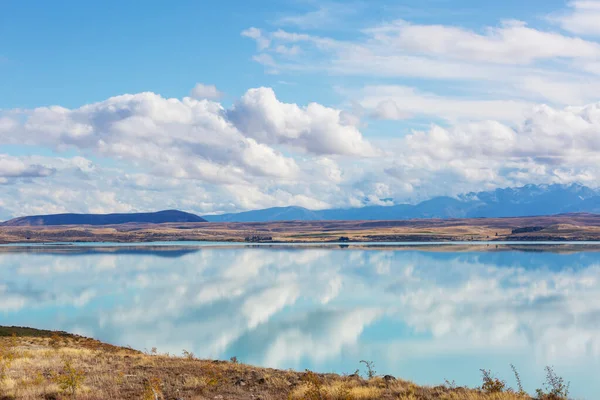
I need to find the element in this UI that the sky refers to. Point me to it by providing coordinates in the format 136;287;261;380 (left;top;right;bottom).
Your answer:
2;0;600;219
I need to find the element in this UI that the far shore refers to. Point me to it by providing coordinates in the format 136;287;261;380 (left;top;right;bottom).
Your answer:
2;214;600;244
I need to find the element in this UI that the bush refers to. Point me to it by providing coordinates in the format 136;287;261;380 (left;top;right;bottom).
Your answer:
302;370;329;400
142;377;163;400
480;369;506;393
359;360;376;380
182;349;195;360
536;366;569;400
54;359;85;398
510;364;526;395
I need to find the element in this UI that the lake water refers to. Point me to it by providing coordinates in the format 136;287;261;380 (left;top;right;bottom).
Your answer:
1;242;598;398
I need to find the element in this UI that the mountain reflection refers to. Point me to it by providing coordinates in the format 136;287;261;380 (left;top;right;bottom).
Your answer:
1;244;599;398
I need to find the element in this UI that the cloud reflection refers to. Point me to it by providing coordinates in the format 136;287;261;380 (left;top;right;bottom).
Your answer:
0;245;599;397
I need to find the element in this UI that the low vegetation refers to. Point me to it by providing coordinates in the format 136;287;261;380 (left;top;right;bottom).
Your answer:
0;327;573;400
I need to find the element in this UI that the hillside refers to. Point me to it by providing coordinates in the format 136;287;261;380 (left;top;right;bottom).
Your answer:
0;210;206;227
0;326;561;399
203;184;600;222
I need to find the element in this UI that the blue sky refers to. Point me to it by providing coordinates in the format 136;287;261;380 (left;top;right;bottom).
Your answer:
2;0;600;218
0;0;573;108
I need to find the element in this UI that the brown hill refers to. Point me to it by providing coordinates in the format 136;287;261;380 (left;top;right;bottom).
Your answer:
1;210;206;227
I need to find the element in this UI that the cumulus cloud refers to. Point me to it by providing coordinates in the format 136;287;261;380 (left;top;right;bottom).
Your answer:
190;83;223;100
3;90;378;190
0;117;18;133
228;87;378;156
3;86;600;218
388;102;600;189
0;155;55;182
4;1;600;218
0;86;387;218
7;88;375;172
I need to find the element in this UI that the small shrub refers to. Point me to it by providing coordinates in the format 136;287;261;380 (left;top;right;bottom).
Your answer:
200;365;221;389
8;334;17;349
535;366;569;400
182;349;195;360
359;360;376;380
444;379;458;389
53;359;85;398
302;370;329;400
145;347;158;356
142;377;163;400
230;356;239;364
332;384;352;400
49;332;62;350
510;364;527;395
480;369;506;393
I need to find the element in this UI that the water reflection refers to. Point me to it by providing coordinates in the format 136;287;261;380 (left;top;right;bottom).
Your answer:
0;244;599;398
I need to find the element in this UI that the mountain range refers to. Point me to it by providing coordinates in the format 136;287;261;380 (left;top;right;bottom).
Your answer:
202;183;600;222
3;184;600;226
1;210;206;227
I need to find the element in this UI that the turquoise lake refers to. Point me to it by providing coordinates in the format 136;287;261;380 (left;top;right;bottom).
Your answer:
0;243;598;398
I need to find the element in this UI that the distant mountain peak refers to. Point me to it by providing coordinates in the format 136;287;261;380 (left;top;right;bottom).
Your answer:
203;183;600;222
1;210;206;227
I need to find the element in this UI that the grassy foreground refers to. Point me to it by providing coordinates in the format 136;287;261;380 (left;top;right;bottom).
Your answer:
0;327;569;400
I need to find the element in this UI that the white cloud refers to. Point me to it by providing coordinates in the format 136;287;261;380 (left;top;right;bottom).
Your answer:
81;89;367;158
243;7;600;106
3;3;600;218
276;6;337;29
0;117;17;133
222;184;331;211
242;27;271;50
6;89;376;184
228;87;378;156
365;19;600;65
518;75;600;105
190;83;223;99
274;45;301;56
0;154;55;179
274;3;361;31
390;102;600;188
360;85;533;122
3;90;600;219
0;87;385;218
552;1;600;36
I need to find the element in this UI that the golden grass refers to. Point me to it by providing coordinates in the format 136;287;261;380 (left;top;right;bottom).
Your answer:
0;328;565;400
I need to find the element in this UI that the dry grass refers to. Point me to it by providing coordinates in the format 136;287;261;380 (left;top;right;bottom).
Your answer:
0;328;566;400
